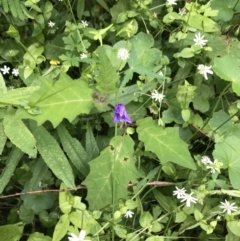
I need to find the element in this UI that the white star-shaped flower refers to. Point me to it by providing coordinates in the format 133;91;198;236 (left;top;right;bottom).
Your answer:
117;48;129;60
201;155;212;165
81;20;88;28
193;33;208;48
68;230;91;241
197;64;213;80
179;7;186;16
151;90;165;102
12;68;19;77
173;186;186;199
220;200;238;215
80;53;87;59
0;65;10;75
167;0;177;5
124;210;134;218
206;159;223;174
180;192;197;207
48;21;55;28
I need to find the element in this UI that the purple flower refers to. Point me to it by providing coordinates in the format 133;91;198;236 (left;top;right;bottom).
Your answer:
113;103;132;124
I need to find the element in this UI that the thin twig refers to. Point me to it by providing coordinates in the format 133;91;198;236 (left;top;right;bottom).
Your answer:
0;181;174;199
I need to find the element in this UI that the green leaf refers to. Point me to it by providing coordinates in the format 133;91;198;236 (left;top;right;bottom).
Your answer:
0;121;7;154
17;72;93;128
21;189;56;213
52;214;70;241
57;124;89;176
29;158;48;190
0;147;23;194
213;55;240;95
59;183;73;214
139;212;153;228
228;221;240;237
210;0;237;22
4;109;37;157
30;122;75;188
95;46;119;95
182;11;220;32
0;224;23;241
213;136;240;190
153;189;176;213
82;135;140;210
0;72;7;95
209;111;234;136
27;232;52;241
128;32;162;74
137;118;196;170
0;86;39;107
85;124;99;161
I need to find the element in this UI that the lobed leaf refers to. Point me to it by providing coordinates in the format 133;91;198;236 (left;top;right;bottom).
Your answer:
17;71;93;128
136;117;196;170
82;135;140;210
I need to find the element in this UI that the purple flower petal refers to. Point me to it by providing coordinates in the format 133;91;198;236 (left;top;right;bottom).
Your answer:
113;103;132;124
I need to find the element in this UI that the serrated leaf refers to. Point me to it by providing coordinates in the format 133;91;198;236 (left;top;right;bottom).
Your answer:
17;72;93;128
82;135;140;210
95;46;119;94
136;117;196;170
213;136;240;190
213;55;240;96
30;122;75;188
0;86;39;107
4;109;37;157
0;147;23;194
57;124;89;176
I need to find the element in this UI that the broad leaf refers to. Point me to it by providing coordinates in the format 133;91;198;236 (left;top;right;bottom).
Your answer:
82;135;140;210
30;122;75;188
136;118;196;170
0;86;39;107
17;72;93;128
4;109;37;158
213;55;240;96
213;136;240;190
0;224;23;241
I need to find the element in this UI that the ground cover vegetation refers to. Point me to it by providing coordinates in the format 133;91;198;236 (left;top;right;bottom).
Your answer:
0;0;240;240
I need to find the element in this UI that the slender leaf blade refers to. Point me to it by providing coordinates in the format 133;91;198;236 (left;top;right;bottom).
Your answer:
57;124;89;176
0;147;23;194
4;109;37;157
30;122;75;188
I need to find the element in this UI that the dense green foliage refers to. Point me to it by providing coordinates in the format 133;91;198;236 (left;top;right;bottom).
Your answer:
0;0;240;240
